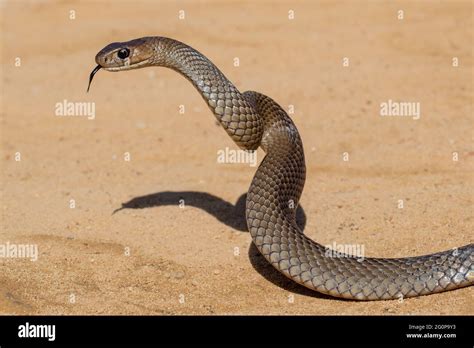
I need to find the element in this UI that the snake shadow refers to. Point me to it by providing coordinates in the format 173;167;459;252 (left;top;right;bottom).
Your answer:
115;190;331;299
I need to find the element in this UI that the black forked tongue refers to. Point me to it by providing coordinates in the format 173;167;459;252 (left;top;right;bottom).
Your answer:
87;65;102;92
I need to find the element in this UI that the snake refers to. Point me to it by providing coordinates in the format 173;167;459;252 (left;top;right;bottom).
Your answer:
88;36;473;300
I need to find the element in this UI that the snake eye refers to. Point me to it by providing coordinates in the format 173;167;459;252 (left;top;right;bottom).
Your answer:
117;48;130;59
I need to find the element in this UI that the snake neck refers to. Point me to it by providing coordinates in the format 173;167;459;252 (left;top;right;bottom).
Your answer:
152;37;264;150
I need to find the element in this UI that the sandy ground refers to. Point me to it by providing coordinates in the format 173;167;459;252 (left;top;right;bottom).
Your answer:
1;0;473;315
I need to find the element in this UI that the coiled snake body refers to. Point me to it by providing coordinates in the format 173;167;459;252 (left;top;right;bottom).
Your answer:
89;37;473;300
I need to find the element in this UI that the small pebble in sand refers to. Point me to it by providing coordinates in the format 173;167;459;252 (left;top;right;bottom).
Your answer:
172;271;185;279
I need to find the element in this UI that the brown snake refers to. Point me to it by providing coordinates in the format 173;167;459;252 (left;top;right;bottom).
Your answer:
89;37;473;300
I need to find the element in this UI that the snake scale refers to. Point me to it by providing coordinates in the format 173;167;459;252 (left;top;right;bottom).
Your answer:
89;37;473;300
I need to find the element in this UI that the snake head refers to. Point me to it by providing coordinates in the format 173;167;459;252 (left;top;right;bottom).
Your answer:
95;38;155;71
87;37;156;92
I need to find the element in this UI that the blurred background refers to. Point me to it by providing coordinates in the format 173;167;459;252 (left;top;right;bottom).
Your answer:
0;0;472;314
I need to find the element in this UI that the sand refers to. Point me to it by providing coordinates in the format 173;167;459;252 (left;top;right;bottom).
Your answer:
1;0;473;315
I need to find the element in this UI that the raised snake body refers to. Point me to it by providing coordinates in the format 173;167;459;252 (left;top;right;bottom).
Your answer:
90;37;473;300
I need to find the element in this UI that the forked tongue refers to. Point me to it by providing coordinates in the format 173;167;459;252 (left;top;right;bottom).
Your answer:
87;65;102;92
